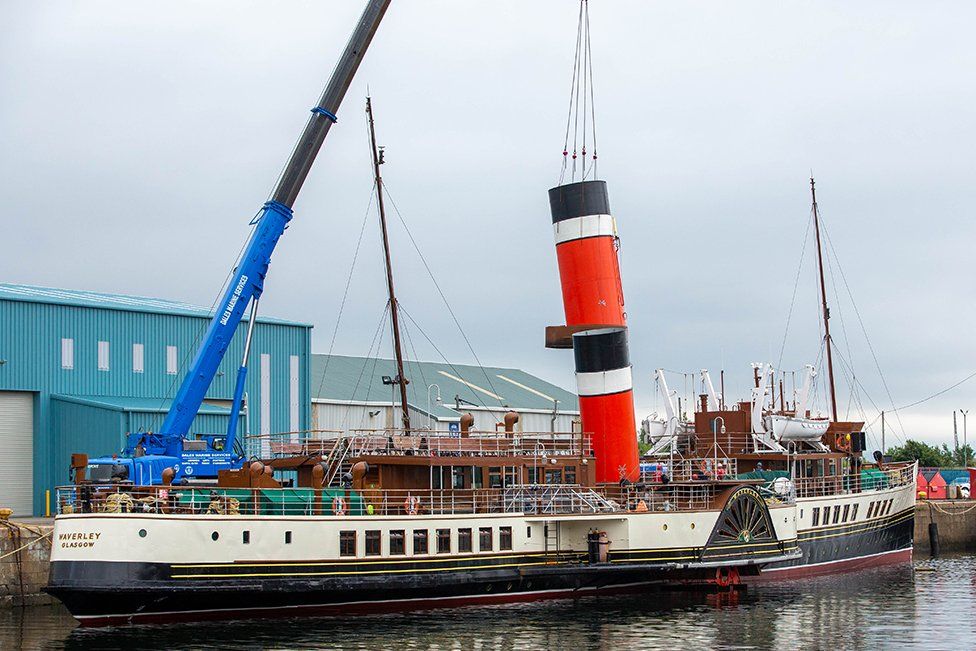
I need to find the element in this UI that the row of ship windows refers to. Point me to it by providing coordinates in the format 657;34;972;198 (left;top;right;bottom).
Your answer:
175;526;519;556
338;527;516;557
808;498;893;528
60;338;179;374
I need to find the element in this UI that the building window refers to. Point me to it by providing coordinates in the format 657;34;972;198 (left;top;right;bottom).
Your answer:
97;340;110;371
390;530;405;555
851;504;859;520
479;527;493;552
564;466;577;484
166;345;178;375
436;529;451;554
242;530;250;544
132;343;144;373
458;528;472;553
340;531;356;557
284;530;292;544
413;529;429;555
60;338;74;370
842;504;850;523
365;530;381;556
499;526;513;551
811;507;820;526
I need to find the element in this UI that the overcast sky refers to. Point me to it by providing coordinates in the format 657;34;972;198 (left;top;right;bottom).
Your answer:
2;1;974;451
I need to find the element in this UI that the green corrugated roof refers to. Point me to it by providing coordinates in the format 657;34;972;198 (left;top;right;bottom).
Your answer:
311;354;578;420
51;394;236;415
0;283;309;327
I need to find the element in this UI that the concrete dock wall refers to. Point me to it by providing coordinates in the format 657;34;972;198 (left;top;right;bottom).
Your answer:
0;521;53;608
914;501;976;554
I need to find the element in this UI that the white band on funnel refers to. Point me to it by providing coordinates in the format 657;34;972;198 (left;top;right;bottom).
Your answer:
576;366;633;397
553;213;615;245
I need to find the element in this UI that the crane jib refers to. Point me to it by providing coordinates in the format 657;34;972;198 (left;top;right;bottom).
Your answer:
156;0;391;448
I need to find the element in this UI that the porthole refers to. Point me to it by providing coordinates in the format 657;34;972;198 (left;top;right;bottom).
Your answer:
211;531;219;541
138;529;147;538
690;523;696;530
663;524;669;531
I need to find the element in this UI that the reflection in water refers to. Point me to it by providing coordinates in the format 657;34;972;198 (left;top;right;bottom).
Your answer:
3;555;975;650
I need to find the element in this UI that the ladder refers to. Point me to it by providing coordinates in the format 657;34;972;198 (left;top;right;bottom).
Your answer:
543;521;560;562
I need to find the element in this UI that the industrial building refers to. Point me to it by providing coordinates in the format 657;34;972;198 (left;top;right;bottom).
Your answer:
310;354;580;435
0;284;311;515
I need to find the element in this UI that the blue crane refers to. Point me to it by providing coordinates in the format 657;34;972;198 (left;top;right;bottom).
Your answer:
82;0;391;486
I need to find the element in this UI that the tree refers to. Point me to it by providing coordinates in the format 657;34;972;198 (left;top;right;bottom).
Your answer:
887;439;952;467
949;444;975;467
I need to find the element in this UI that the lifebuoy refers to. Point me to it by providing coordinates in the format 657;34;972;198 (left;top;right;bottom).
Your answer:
403;495;420;516
333;496;346;516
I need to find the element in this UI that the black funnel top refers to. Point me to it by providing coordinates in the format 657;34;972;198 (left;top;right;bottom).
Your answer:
549;180;610;224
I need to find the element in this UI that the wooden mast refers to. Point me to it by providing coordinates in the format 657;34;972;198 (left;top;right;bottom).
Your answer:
810;177;838;423
367;96;411;431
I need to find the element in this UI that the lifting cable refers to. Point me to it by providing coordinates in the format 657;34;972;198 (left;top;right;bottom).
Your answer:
559;0;599;185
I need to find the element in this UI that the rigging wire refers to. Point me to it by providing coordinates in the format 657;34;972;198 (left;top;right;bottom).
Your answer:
777;212;813;370
818;217;907;439
559;0;599;185
398;304;508;420
341;303;390;431
315;182;377;403
380;182;503;403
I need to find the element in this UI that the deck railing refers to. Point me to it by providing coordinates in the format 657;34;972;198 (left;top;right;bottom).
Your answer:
247;429;594;460
55;481;740;518
792;461;917;498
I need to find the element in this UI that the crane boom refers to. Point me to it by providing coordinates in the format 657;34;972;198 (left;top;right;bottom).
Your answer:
158;0;391;448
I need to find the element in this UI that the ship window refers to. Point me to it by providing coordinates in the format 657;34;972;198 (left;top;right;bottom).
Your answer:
413;530;429;555
242;531;250;544
479;527;493;552
489;467;503;488
431;467;443;490
436;529;451;554
340;531;356;557
800;509;804;520
851;504;859;520
390;530;405;555
458;528;472;553
138;529;147;538
526;526;531;539
211;531;219;541
366;530;381;556
452;467;465;489
472;466;484;489
284;531;292;544
842;504;850;523
867;502;875;518
812;508;820;526
885;499;894;515
527;467;540;484
500;527;513;551
545;469;562;485
833;505;841;524
565;466;577;484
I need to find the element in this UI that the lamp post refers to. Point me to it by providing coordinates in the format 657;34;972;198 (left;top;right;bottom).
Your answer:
427;383;441;431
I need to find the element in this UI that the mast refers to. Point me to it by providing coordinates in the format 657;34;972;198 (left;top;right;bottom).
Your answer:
810;177;838;422
367;96;411;431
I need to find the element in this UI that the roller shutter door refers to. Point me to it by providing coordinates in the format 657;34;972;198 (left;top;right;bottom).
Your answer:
0;392;33;515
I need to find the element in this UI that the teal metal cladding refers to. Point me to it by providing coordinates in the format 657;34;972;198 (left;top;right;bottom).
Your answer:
0;287;311;514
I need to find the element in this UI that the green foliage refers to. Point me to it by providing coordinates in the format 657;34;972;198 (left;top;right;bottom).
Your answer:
887;439;974;467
